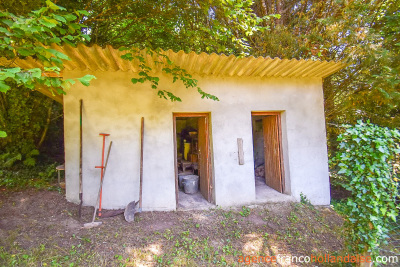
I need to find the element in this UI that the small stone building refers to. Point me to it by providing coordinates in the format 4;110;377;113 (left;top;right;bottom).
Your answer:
16;44;346;210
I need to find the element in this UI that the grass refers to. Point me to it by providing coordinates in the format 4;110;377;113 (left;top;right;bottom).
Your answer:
0;243;99;266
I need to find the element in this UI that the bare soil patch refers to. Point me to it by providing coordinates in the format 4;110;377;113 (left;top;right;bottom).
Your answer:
0;188;345;266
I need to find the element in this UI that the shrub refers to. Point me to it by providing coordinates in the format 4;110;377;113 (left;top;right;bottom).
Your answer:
332;121;400;257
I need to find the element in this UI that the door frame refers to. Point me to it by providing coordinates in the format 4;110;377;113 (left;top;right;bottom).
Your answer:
173;113;212;208
251;111;285;193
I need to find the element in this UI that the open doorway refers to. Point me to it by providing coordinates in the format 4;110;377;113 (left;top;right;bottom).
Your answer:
173;113;213;210
252;112;286;201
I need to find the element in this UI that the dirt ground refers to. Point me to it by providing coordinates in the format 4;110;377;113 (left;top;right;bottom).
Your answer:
0;188;347;266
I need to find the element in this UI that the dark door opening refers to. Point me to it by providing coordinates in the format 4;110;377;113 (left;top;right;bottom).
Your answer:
251;112;284;194
173;113;212;209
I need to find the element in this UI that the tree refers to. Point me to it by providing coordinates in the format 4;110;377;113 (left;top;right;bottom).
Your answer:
0;86;60;165
3;0;398;165
56;0;270;55
0;0;274;161
0;1;95;94
0;0;94;161
1;0;277;103
54;0;275;101
249;0;400;148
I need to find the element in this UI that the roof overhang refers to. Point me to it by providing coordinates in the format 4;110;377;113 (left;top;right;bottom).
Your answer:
1;44;346;104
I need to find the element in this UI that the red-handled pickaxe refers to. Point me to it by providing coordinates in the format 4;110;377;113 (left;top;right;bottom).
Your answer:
95;133;110;217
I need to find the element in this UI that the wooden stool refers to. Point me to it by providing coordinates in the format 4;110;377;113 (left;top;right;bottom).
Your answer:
56;164;65;185
180;160;193;172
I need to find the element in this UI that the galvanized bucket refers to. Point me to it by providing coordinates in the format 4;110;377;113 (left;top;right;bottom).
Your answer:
178;172;193;189
182;175;199;194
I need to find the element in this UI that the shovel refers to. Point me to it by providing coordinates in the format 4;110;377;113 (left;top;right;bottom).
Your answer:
84;141;112;228
124;117;144;222
124;200;139;222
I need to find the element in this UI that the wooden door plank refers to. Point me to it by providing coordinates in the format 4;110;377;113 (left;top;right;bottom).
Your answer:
198;116;210;201
263;116;283;193
173;116;179;208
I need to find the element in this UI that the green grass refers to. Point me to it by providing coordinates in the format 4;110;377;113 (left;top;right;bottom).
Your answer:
0;243;98;267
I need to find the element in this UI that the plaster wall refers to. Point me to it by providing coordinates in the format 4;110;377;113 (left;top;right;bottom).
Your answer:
63;70;330;210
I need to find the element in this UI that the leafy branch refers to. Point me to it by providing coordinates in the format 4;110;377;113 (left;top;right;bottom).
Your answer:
0;0;97;137
0;0;96;95
121;47;219;102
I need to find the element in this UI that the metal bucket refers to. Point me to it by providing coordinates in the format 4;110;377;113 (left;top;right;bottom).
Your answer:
182;175;199;194
178;172;193;189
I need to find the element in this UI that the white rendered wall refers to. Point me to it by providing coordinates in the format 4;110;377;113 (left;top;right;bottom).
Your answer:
63;70;330;210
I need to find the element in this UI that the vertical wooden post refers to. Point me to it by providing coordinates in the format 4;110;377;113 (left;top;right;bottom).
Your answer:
139;117;144;210
78;99;83;218
173;115;179;208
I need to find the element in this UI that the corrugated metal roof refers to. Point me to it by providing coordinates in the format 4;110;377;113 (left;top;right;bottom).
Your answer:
7;44;346;78
1;44;346;104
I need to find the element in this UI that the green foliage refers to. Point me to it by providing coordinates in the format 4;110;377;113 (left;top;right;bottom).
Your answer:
23;149;40;166
0;1;94;165
80;0;272;56
330;199;349;217
0;162;59;190
0;0;43;16
239;206;251;217
324;0;400;131
332;121;400;257
2;0;399;179
0;152;22;168
299;193;313;208
249;0;400;154
1;0;268;147
122;47;220;102
0;86;62;165
55;0;276;101
0;1;95;95
94;0;275;101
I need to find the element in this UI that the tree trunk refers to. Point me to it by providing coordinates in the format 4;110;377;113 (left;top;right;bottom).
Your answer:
37;99;53;149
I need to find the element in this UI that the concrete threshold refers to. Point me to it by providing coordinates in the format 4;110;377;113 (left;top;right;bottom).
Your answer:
177;176;296;211
254;176;297;204
177;190;216;211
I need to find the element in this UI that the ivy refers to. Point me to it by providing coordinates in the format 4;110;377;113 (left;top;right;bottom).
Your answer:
332;121;400;257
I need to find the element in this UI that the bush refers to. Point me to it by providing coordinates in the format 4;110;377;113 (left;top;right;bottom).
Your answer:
0;86;65;166
0;162;59;190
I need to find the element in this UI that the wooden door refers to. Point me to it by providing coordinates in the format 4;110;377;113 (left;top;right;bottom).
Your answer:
263;116;283;193
198;117;210;201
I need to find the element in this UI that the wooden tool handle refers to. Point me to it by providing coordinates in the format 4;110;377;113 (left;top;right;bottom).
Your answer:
139;117;144;210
